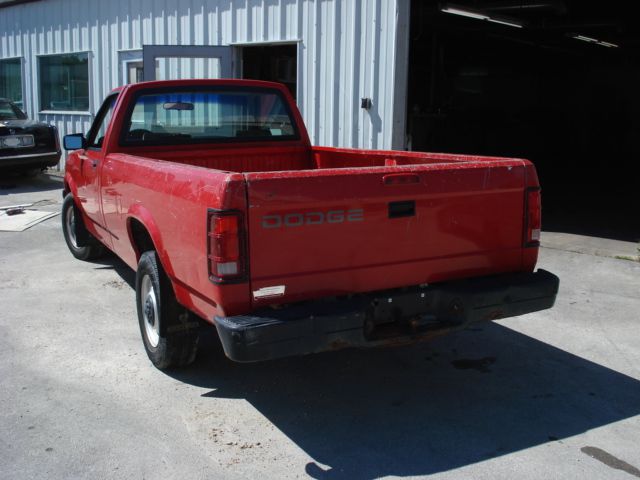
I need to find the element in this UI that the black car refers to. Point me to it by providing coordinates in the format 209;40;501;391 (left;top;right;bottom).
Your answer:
0;98;61;175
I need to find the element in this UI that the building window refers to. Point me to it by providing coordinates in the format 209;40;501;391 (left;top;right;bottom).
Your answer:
126;61;144;84
39;53;89;112
0;58;23;109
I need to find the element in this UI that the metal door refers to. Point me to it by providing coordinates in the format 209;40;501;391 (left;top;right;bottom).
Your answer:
76;94;118;248
142;45;233;81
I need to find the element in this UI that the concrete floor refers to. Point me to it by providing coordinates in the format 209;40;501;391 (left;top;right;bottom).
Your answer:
1;173;639;480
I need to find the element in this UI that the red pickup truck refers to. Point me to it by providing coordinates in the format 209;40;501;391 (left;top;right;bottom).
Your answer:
61;79;558;369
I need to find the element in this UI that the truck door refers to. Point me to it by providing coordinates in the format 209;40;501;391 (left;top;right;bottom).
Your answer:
76;95;117;247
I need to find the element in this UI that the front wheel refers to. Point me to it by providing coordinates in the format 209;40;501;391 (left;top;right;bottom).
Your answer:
136;251;199;369
61;194;105;261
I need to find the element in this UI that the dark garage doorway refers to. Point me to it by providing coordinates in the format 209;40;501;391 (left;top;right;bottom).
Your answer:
241;44;298;100
407;1;640;241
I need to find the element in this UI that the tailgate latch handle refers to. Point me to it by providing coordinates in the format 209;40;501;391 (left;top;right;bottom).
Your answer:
389;200;415;218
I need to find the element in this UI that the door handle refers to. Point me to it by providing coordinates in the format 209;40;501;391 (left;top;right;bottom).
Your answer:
92;159;99;168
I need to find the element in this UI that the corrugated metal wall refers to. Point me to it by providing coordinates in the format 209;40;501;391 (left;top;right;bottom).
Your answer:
0;0;408;168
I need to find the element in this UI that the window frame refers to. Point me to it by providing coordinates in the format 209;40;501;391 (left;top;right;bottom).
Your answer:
86;93;119;150
118;49;144;86
125;60;144;85
37;51;92;115
0;56;25;110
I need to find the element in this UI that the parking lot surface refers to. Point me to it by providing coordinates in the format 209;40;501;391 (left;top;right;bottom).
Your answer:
1;174;639;479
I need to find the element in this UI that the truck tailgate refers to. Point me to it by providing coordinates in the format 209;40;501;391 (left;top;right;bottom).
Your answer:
245;161;527;306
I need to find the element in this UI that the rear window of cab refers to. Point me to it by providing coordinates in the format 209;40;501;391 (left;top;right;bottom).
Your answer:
120;87;299;146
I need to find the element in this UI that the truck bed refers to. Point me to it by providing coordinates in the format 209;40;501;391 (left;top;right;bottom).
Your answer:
111;143;537;309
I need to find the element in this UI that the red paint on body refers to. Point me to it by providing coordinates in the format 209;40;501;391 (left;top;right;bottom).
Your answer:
65;79;542;321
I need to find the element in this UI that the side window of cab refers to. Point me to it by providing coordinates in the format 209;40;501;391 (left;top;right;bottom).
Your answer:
87;95;118;150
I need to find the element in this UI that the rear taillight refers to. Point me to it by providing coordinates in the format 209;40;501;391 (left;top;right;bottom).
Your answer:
524;187;541;247
207;210;246;283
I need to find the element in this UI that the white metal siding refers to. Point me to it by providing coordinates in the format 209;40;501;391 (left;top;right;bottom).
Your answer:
0;0;409;168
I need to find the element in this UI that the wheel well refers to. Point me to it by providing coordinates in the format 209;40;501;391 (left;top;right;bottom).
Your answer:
129;219;156;260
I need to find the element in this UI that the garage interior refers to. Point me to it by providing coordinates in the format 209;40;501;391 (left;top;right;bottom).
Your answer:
241;44;298;100
407;1;640;241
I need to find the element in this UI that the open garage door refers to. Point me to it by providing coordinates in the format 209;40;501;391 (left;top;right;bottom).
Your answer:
406;1;640;241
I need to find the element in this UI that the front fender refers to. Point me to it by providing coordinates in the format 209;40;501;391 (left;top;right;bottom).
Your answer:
63;172;97;241
63;172;78;199
63;149;83;198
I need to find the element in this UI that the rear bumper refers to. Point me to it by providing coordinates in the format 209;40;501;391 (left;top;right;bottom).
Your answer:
0;151;61;170
215;269;559;362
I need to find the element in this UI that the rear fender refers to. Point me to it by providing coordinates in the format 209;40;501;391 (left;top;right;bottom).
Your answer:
126;204;176;280
125;207;198;312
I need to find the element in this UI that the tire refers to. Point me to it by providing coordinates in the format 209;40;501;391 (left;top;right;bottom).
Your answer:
61;194;105;261
136;251;199;369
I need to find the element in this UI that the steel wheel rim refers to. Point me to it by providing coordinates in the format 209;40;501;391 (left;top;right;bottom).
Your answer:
66;204;78;248
141;275;160;348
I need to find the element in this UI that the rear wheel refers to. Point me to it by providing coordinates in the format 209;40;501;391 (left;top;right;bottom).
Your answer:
61;194;105;261
136;251;199;369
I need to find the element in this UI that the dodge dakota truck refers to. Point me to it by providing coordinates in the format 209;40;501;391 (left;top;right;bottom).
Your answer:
61;79;558;369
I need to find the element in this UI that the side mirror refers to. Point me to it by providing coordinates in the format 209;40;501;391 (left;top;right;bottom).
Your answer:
63;134;86;151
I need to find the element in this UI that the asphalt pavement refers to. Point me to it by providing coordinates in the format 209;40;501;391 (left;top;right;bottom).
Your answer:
1;172;639;480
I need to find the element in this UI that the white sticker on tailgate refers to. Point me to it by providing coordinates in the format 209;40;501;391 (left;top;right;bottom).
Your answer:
253;285;286;300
